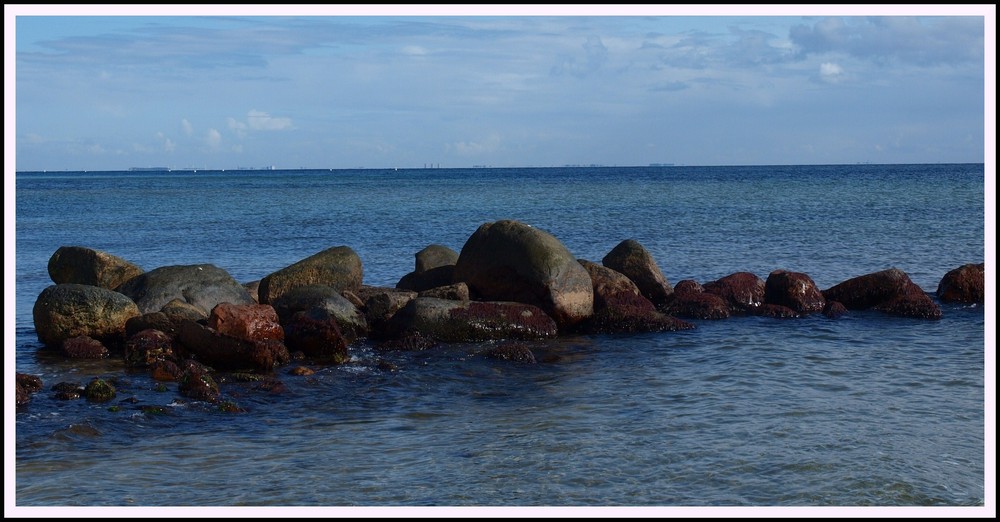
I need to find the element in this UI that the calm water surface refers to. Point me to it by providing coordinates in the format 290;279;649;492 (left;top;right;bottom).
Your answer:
11;164;988;508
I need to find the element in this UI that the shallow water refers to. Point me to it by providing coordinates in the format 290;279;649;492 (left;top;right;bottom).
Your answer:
12;164;987;507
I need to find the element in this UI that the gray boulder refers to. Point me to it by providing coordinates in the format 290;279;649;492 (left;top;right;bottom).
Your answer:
258;246;363;304
453;220;593;328
47;246;143;290
602;239;673;307
32;283;141;348
116;264;254;315
270;284;369;343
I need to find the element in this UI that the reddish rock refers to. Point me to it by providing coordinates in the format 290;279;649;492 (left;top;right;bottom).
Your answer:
283;308;350;364
936;263;985;304
578;259;643;312
703;272;766;314
125;329;176;368
16;373;43;407
764;270;825;314
660;280;730;320
288;366;315;376
208;302;285;343
270;285;368;343
150;360;183;381
177;320;290;372
62;335;110;359
755;304;801;319
178;367;221;402
823;268;941;320
601;239;673;307
823;301;848;319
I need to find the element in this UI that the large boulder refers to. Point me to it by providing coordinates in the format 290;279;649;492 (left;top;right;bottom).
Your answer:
47;246;144;290
385;297;558;342
601;239;673;307
397;265;455;293
270;285;368;343
32;283;141;348
823;268;942;319
764;270;825;314
936;263;985;304
453;220;593;328
703;272;766;314
116;264;255;316
258;246;363;304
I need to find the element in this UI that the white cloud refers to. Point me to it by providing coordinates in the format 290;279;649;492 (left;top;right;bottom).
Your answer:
246;110;293;131
449;133;502;156
819;62;844;82
206;128;222;150
402;45;428;56
182;118;194;136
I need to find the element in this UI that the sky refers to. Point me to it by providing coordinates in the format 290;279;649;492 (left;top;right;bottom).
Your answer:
5;5;995;172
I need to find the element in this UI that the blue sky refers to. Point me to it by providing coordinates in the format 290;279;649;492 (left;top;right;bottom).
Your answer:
6;5;995;171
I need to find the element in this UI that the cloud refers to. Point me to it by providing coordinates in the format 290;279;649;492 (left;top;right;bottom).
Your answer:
246;110;293;131
228;110;293;138
819;62;844;83
789;16;984;66
551;35;609;77
182;118;193;136
401;45;428;56
206;128;222;150
449;133;502;156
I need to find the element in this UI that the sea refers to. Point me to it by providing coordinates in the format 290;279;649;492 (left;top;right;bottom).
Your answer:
8;164;992;514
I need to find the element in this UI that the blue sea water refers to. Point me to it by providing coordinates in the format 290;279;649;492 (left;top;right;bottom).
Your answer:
9;164;989;509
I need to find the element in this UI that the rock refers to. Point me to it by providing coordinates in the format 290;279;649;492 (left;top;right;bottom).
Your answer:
47;246;143;290
764;270;825;314
288;366;315;376
124;329;176;368
601;239;673;307
16;373;43;407
936;263;985;304
52;381;84;400
116;264;254;315
161;298;210;321
270;285;368;343
282;308;350;364
62;335;110;359
32;284;141;348
84;378;116;402
414;244;459;274
176;320;290;372
358;287;418;338
823;268;942;319
386;297;558;342
418;282;470;301
397;265;456;292
578;260;695;333
823;301;848;319
703;272;766;314
258;246;363;304
453;220;593;328
477;343;537;364
376;331;439;352
661;280;731;320
178;367;220;402
208;302;285;343
243;280;261;303
755;304;801;319
150;360;183;381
